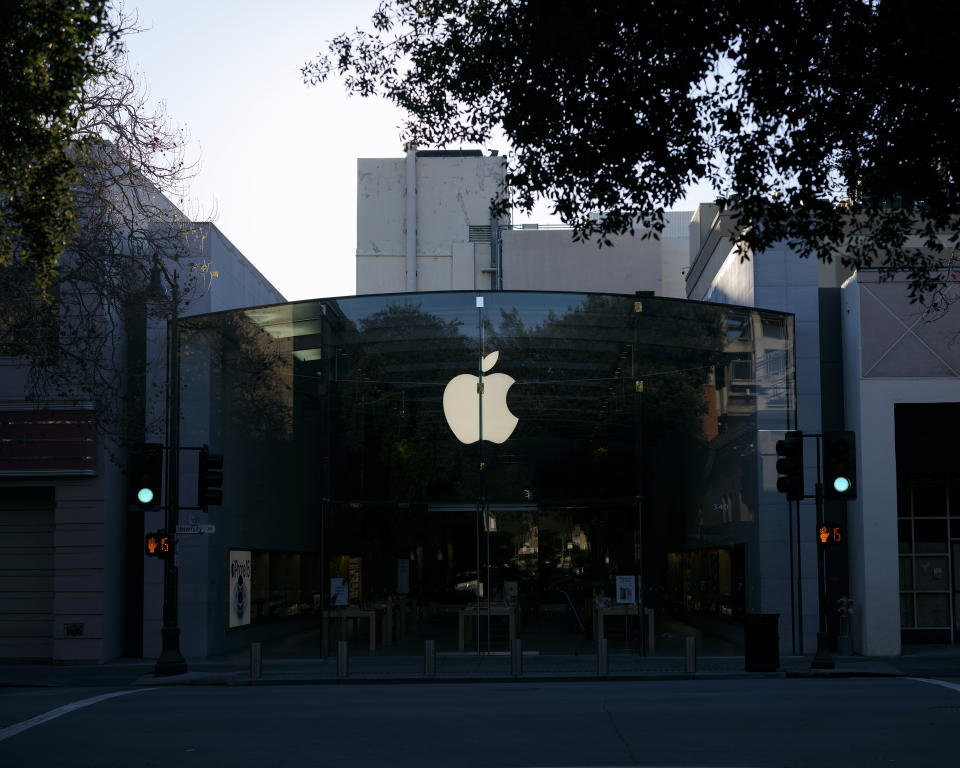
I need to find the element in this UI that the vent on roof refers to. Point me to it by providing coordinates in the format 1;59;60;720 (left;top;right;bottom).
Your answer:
468;225;492;242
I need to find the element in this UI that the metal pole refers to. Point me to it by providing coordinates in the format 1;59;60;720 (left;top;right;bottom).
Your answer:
476;297;484;656
485;504;491;653
789;498;796;656
424;639;436;676
796;494;804;656
685;636;696;674
320;500;327;658
250;642;262;680
155;281;187;676
337;640;349;677
812;435;835;669
597;637;608;676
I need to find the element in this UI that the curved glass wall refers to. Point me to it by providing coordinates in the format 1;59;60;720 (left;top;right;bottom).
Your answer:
178;291;795;658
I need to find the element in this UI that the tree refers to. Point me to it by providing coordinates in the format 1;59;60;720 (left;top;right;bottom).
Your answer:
0;1;116;295
1;7;211;453
306;0;960;301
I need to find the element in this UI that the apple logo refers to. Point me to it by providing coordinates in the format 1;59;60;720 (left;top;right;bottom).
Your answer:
443;350;518;444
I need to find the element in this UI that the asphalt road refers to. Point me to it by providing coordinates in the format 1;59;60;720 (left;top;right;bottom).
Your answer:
2;677;959;767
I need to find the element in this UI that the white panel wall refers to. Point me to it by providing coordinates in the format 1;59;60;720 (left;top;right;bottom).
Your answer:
416;155;504;255
357;158;405;260
357;255;405;294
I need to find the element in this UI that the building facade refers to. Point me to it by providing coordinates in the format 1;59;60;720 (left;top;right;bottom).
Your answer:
688;202;960;655
172;290;796;658
0;222;283;663
356;147;691;298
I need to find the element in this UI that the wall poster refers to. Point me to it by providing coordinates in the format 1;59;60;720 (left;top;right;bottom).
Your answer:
228;549;251;628
616;575;636;604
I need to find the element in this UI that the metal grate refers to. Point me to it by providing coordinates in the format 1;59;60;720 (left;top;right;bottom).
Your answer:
468;225;491;242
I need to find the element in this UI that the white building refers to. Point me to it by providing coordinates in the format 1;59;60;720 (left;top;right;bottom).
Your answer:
356;146;691;298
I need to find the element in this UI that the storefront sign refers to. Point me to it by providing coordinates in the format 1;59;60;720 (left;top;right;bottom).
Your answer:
228;550;251;628
442;351;519;444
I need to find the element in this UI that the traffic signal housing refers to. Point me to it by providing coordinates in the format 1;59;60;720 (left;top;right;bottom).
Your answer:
197;445;224;509
776;430;804;501
823;430;856;500
129;442;163;509
144;530;173;560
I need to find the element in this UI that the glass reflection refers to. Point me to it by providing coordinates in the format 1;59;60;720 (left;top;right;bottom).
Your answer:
180;291;795;657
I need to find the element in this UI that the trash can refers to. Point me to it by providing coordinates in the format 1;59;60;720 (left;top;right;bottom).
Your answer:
744;613;779;672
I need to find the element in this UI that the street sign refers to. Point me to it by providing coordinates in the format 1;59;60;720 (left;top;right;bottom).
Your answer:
175;524;216;535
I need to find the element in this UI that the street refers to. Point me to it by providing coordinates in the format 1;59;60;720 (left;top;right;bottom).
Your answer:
2;677;959;766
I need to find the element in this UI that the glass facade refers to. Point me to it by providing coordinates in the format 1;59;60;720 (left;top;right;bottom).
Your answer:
179;291;795;657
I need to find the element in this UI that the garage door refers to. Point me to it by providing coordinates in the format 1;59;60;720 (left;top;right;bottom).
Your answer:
0;487;54;660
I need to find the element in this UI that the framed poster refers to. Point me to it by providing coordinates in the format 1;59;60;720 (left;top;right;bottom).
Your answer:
228;550;251;628
330;577;348;606
616;575;636;604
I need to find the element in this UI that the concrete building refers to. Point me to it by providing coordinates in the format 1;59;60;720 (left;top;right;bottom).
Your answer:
356;147;691;298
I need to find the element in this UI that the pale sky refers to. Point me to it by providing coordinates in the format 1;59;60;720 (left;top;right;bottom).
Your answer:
125;0;714;302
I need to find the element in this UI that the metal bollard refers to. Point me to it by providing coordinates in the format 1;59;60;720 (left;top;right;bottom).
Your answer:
685;636;696;674
250;642;262;680
645;608;655;654
511;638;522;677
597;637;608;676
424;639;436;676
337;640;349;678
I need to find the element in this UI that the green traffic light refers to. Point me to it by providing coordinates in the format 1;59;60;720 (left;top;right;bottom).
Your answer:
137;487;155;504
833;476;851;494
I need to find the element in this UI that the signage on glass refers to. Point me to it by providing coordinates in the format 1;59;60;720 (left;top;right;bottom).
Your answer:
442;350;518;444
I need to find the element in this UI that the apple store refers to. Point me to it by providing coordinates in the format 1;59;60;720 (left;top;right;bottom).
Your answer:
175;290;796;658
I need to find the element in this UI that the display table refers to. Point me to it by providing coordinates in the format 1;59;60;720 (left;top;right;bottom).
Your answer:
594;603;640;646
325;606;378;653
373;599;410;647
458;603;517;651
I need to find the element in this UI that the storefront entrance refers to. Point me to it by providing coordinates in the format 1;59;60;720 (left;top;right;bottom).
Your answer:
323;501;646;655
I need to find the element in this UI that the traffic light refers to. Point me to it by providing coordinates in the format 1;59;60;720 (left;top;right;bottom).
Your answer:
817;522;843;547
145;530;173;560
775;430;804;501
129;442;163;508
197;445;224;509
823;430;856;500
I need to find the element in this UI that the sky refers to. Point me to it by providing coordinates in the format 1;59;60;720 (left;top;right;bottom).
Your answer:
124;0;715;302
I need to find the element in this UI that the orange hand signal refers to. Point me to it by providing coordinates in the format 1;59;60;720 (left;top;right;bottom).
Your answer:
819;526;830;544
147;536;158;554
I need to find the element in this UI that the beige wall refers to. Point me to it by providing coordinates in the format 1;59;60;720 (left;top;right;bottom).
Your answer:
356;153;505;294
501;214;692;297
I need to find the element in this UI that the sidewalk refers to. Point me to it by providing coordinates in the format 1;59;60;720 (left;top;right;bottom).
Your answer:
3;645;959;688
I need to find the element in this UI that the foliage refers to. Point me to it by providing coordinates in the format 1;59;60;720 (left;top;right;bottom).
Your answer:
306;0;960;300
1;5;212;452
0;0;116;295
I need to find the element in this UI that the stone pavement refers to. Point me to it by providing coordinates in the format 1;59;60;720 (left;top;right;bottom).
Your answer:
2;645;960;688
